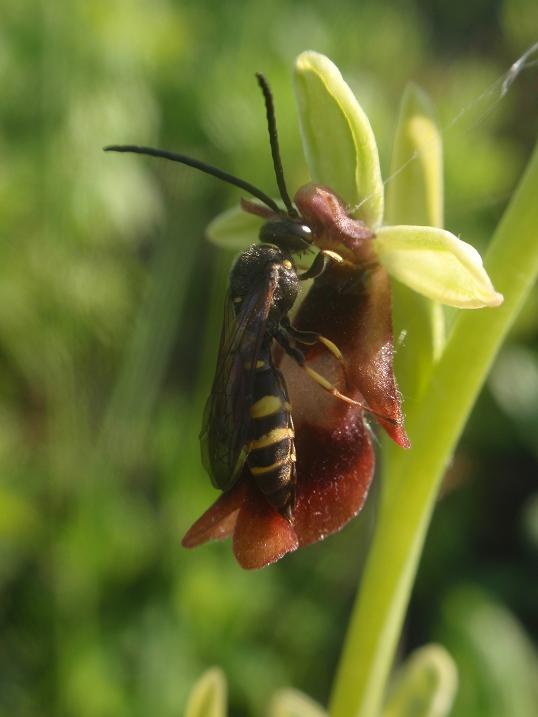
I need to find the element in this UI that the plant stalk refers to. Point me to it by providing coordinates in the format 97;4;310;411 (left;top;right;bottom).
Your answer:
329;140;538;717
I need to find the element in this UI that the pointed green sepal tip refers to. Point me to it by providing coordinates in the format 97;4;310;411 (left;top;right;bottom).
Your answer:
385;83;443;229
268;688;328;717
382;644;458;717
206;205;263;251
375;225;504;308
294;51;384;227
184;667;227;717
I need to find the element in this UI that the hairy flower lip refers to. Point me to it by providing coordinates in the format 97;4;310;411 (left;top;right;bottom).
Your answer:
182;400;376;570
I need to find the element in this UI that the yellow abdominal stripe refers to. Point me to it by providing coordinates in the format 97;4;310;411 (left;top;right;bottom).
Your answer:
250;457;291;476
250;395;291;418
250;428;294;450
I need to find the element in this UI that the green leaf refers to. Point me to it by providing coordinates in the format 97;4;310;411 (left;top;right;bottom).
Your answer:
184;668;227;717
382;645;458;717
294;51;383;227
206;205;262;251
375;225;503;308
439;587;538;717
269;688;328;717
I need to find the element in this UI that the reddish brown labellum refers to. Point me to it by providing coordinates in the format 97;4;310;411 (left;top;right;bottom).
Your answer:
292;183;409;448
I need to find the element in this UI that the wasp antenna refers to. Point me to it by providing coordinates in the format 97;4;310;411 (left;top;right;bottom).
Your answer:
255;73;298;217
103;144;281;213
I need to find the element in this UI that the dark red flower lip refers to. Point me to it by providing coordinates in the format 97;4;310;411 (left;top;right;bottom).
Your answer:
183;396;376;569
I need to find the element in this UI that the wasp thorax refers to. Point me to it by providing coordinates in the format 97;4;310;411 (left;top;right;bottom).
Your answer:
230;245;299;319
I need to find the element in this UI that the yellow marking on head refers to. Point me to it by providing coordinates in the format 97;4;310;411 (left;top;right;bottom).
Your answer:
250;428;294;450
318;335;343;361
250;458;289;476
255;360;265;369
250;395;282;418
283;259;293;270
232;296;242;303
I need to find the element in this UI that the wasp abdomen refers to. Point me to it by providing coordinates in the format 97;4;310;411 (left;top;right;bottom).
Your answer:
246;360;296;518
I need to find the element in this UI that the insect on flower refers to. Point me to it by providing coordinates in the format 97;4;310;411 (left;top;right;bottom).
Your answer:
104;73;409;569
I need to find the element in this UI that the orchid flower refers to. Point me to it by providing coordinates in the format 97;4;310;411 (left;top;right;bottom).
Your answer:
182;52;502;569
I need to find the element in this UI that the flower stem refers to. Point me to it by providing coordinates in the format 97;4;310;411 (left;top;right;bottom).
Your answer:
329;139;538;717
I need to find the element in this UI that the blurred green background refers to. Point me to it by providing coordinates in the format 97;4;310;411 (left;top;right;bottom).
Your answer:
1;1;537;715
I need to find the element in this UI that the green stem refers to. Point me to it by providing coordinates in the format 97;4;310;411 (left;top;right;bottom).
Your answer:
329;140;538;717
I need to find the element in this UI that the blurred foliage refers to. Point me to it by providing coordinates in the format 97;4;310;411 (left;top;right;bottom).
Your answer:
383;645;457;717
0;0;536;715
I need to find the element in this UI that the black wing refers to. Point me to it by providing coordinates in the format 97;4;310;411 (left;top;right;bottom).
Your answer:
200;264;278;491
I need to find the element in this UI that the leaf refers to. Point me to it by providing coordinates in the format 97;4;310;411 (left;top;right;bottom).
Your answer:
268;688;328;717
206;205;262;251
382;645;458;717
375;225;503;308
294;51;383;227
184;668;227;717
439;587;538;717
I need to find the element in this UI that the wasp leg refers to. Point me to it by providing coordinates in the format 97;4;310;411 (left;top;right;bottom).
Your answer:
280;316;343;362
275;329;400;424
275;330;358;407
298;249;343;281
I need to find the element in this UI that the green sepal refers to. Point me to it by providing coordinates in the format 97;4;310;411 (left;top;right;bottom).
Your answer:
294;51;384;227
206;205;263;251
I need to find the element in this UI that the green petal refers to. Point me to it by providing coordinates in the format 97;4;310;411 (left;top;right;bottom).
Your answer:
269;688;328;717
376;225;504;308
385;83;443;228
206;205;262;251
184;668;227;717
294;51;383;227
382;645;458;717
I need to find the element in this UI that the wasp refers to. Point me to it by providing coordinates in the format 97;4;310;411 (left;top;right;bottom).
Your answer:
200;231;355;520
105;75;391;522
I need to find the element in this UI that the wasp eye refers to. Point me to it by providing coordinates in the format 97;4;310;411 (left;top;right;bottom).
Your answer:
260;219;313;252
